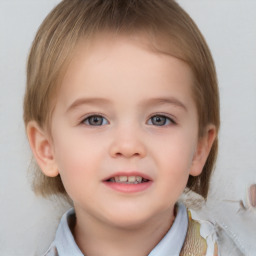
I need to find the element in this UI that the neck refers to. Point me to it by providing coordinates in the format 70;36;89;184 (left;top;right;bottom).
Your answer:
73;207;175;256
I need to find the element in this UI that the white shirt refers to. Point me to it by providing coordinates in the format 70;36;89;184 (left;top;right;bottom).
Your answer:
44;202;188;256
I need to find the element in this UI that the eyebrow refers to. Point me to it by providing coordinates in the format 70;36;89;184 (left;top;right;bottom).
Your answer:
140;97;188;112
66;97;111;113
66;96;188;113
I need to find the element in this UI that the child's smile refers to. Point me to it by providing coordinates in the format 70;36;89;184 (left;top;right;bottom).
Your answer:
103;172;153;193
48;33;210;231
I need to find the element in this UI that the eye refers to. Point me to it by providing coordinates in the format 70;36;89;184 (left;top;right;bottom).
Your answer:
147;115;174;126
82;115;108;126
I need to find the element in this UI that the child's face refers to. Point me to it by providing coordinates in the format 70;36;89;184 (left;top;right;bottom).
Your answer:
46;34;209;227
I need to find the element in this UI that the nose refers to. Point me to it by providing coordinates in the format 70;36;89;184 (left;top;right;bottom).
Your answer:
109;126;146;159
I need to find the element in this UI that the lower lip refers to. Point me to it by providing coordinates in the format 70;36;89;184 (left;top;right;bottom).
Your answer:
103;181;153;193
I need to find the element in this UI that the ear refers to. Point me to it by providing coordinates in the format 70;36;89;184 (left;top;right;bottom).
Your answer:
26;121;59;177
190;124;217;176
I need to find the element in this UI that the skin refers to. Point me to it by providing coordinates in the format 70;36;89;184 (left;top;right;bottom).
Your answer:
27;34;216;256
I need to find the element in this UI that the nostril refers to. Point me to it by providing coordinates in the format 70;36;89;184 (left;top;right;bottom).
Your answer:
109;138;146;159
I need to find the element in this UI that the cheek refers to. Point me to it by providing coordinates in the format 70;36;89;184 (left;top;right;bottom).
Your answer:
154;132;196;170
52;131;100;188
53;127;110;172
151;131;197;195
53;127;97;167
54;143;99;202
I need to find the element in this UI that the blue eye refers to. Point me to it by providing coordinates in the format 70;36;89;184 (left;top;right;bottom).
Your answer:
148;115;174;126
82;115;108;126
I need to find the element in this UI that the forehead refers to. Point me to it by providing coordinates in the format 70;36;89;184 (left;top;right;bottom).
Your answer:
65;33;192;85
54;33;195;113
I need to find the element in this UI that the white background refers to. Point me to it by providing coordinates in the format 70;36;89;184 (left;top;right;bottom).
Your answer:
0;1;255;255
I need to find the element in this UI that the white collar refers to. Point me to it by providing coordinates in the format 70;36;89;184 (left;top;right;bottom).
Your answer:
52;202;188;256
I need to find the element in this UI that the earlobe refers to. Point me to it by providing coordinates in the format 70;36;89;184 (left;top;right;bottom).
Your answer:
190;124;217;176
26;121;59;177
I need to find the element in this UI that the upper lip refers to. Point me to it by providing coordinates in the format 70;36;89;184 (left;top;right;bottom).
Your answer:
103;171;152;181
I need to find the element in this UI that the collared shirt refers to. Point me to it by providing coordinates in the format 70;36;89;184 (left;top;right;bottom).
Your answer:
44;202;188;256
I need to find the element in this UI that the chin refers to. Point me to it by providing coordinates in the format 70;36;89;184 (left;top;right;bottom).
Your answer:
102;205;170;230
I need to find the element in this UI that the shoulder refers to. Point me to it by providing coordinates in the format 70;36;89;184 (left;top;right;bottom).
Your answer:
43;208;84;256
180;209;219;256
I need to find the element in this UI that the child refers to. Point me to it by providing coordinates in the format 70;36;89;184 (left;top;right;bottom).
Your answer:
24;0;220;255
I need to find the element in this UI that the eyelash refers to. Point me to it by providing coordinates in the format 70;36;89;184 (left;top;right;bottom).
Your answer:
80;114;176;126
147;114;176;126
81;114;109;126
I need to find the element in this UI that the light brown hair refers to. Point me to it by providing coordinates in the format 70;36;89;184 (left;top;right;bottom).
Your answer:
24;0;220;199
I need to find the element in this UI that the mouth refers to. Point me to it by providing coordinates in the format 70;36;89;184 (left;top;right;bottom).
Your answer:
106;175;149;184
103;172;153;195
103;173;152;193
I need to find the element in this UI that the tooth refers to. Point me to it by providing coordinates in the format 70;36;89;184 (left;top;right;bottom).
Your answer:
128;176;136;183
110;178;115;182
136;176;142;183
119;176;128;182
114;176;119;182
